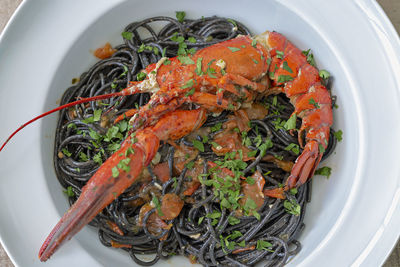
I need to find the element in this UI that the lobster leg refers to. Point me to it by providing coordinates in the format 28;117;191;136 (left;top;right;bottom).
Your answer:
38;109;207;261
216;73;269;104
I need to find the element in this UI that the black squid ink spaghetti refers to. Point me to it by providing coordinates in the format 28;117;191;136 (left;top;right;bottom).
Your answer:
53;14;337;267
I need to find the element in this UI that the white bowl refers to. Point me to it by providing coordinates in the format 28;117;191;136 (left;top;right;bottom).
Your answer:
1;0;400;266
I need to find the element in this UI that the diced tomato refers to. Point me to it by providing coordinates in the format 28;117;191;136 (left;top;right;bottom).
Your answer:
240;171;265;210
159;193;184;220
94;42;116;59
153;162;170;183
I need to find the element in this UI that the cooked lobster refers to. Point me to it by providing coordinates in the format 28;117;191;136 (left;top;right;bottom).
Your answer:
0;30;332;261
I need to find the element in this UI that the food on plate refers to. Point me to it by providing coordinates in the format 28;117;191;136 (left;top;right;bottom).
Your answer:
0;14;338;266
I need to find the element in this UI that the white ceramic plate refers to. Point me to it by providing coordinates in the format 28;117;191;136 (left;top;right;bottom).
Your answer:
1;0;400;266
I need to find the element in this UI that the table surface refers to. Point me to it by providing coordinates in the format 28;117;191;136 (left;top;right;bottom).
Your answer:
0;0;400;266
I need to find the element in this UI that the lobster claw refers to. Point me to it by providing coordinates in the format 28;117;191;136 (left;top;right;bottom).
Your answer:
38;135;152;261
38;109;207;261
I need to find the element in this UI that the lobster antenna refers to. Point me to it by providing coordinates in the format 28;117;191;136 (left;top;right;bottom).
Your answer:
0;92;123;152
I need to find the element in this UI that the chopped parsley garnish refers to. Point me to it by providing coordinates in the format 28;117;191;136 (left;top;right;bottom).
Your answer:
112;166;119;178
276;50;284;59
333;129;343;142
251;39;257;47
152;195;164;216
93;152;103;165
228;216;240;225
121;31;133;40
161;47;167;57
228;47;241;52
192;140;205;152
185;161;195;169
61;148;72;157
290;188;298;195
315;166;332;178
318;144;326;154
226;18;237;27
285;143;300;155
211;122;222;132
184;88;195;97
93;109;102;122
319;69;330;79
63;186;75;197
187;36;197;43
181;79;194;89
195;58;203;75
79;151;89;162
256;240;273;251
302;49;316;67
282;61;293;73
284;113;297;130
283;199;301;216
177;55;195;65
276;75;294;83
309;98;320;108
136;72;147;81
175;11;186;22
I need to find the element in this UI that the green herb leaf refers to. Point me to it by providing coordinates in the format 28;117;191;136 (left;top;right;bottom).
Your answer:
283;199;301;216
276;50;284;59
181;79;194;89
228;216;240;225
318;144;326;154
93;109;102;122
185;161;195;169
290;188;298;195
192;140;205;152
152;195;164;216
282;61;293;73
277;75;294;83
198;216;205;225
228;47;241;52
177;55;195;65
319;69;330;79
93;152;103;165
137;72;147;81
227;18;237;27
175;11;186;22
306;52;316;67
211;122;222;132
285;143;300;155
284;113;297;130
63;186;75;197
79;151;89;162
61;148;72;157
184;88;195;97
195;57;203;75
333;129;343;142
251;39;257;47
187;36;197;43
121;31;133;40
256;240;273;251
309;98;320;108
112;166;119;178
315;166;332;178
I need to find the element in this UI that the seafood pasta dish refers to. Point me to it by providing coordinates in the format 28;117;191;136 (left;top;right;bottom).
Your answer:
0;13;339;267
